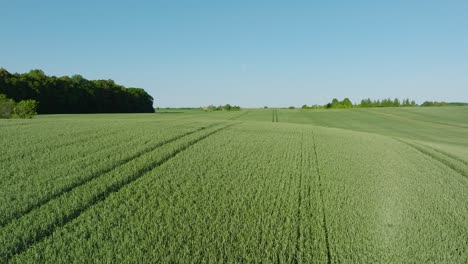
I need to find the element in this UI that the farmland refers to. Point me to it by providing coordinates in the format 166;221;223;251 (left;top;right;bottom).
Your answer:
1;107;467;263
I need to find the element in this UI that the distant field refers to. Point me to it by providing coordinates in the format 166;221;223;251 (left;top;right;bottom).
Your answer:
1;107;467;263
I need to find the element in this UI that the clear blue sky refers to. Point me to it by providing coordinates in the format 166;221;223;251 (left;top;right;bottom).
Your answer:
1;0;467;107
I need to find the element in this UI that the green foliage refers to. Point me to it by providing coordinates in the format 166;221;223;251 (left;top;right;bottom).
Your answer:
324;98;354;109
0;68;154;114
204;104;241;111
421;101;447;107
421;101;468;107
317;97;420;109
288;106;295;109
358;98;417;108
13;99;38;119
0;94;38;119
446;102;468;106
301;104;324;110
0;94;15;118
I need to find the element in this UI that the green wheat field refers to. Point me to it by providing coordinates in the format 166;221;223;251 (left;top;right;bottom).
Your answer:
1;107;467;263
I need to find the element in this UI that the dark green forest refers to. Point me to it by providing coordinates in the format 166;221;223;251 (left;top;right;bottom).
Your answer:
0;68;154;114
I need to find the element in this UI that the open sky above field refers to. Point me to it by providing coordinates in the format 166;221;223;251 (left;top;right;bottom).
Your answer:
1;0;468;107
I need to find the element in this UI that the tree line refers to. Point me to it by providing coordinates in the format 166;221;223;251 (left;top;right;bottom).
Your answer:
300;98;465;109
420;101;468;107
204;104;241;111
0;68;154;114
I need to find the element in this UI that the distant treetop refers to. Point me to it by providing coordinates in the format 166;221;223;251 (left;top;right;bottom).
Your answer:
300;98;466;109
301;98;418;109
204;104;241;111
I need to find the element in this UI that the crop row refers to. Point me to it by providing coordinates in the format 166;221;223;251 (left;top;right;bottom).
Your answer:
2;112;467;262
0;120;209;226
0;122;233;261
9;122;329;263
1;119;199;182
395;139;467;178
312;126;468;262
0;121;116;162
0;117;201;164
0;113;211;163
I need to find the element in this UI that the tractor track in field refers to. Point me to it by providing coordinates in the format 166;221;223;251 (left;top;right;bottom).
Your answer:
0;128;159;185
0;122;224;228
294;132;304;263
0;121;200;164
311;130;332;264
3;122;236;261
395;138;468;179
229;110;250;120
1;121;199;164
272;109;279;122
424;144;468;167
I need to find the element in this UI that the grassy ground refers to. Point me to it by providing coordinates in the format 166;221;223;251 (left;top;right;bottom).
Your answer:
1;107;467;263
